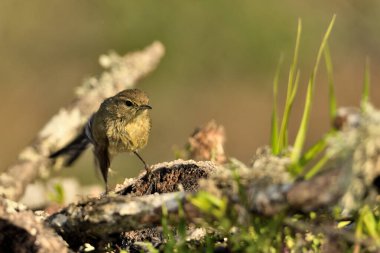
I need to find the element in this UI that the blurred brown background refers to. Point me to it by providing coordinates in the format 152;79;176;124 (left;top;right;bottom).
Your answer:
1;1;379;187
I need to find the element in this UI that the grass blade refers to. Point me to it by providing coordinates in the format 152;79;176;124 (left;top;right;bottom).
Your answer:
278;69;300;155
287;18;302;100
362;57;371;106
271;55;283;154
299;136;327;167
324;44;337;121
277;19;302;153
360;205;380;243
293;130;335;175
305;153;331;179
290;70;301;103
291;15;336;165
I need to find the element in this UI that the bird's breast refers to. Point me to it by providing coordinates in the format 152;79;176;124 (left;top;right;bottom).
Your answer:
106;112;151;155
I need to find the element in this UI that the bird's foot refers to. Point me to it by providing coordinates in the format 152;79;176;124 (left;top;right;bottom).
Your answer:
100;184;109;196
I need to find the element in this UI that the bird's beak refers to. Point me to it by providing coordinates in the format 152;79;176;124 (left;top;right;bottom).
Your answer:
139;104;152;110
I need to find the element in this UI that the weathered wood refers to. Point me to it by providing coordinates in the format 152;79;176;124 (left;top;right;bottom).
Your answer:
45;158;349;249
0;198;69;253
46;160;216;249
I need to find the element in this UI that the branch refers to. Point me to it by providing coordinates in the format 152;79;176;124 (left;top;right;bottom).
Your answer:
47;192;187;250
45;159;348;249
47;159;216;249
0;198;69;253
0;42;165;201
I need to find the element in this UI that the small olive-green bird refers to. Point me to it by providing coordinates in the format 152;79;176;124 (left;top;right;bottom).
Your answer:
50;89;152;192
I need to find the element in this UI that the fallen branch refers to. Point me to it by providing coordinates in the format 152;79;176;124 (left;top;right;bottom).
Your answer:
47;192;187;250
47;160;215;249
46;158;349;249
0;198;69;253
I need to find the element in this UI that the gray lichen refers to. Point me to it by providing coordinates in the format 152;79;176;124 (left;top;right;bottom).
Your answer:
327;104;380;214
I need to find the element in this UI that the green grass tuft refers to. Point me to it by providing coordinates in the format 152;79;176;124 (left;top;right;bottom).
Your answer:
290;15;336;166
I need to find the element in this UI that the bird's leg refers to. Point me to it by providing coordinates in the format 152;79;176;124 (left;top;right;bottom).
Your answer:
100;183;109;197
133;151;151;173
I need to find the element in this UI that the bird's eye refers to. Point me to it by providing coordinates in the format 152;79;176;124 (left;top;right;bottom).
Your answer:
125;100;133;107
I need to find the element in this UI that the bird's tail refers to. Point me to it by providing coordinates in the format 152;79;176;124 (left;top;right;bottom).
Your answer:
49;129;91;167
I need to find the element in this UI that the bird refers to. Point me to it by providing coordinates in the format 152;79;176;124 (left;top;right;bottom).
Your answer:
50;88;152;192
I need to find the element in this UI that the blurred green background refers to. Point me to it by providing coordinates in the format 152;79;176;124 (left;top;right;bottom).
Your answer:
1;1;379;187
